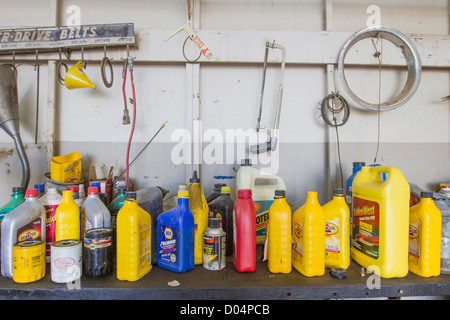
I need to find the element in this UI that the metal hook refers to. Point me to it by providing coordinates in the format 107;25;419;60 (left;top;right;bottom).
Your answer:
81;46;86;69
101;46;113;88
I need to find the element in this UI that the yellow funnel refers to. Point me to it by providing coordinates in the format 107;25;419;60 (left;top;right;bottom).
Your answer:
64;61;96;89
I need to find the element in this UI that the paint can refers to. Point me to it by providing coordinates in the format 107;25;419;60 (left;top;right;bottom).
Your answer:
203;218;226;271
12;240;45;283
83;228;113;277
51;239;82;283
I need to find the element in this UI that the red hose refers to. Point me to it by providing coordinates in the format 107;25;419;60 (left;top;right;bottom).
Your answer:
125;68;136;187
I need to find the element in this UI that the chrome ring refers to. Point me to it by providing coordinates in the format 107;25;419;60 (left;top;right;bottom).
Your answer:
337;26;421;111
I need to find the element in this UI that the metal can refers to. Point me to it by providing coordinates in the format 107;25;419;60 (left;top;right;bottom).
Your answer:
51;239;82;283
83;228;113;277
203;218;226;271
12;240;46;283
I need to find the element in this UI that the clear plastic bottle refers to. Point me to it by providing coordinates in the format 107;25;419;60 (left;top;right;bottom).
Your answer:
0;187;25;221
40;187;62;262
80;187;111;240
1;189;46;278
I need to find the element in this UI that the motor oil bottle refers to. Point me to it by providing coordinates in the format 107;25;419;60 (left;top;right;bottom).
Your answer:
40;187;62;263
408;192;441;277
0;187;25;221
208;186;235;256
1;189;46;278
292;191;325;277
323;188;350;270
188;171;209;265
55;190;80;242
267;190;291;274
233;189;256;272
80;187;111;241
206;183;226;203
157;189;195;273
236;159;286;245
67;186;84;208
351;166;410;278
117;193;152;281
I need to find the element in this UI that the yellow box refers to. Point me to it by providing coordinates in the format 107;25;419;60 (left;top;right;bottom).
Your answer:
51;152;82;183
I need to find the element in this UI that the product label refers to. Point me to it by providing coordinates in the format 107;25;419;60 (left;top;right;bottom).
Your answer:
203;234;226;270
325;219;341;258
352;197;379;259
292;222;303;259
16;217;43;242
139;223;151;268
408;223;420;261
83;236;112;250
159;225;177;264
45;204;59;257
255;200;272;238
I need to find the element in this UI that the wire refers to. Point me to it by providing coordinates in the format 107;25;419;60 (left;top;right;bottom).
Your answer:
371;37;383;163
124;60;137;188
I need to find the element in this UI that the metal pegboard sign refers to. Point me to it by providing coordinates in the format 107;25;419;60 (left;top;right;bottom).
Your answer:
0;23;135;54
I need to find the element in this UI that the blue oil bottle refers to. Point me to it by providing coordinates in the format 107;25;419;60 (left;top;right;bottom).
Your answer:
157;189;194;273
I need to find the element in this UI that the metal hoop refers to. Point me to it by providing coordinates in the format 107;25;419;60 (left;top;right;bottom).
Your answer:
182;36;202;62
337;26;421;111
101;56;114;88
56;61;68;85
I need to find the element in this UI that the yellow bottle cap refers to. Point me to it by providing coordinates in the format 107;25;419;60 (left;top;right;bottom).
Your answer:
178;190;189;198
221;186;230;194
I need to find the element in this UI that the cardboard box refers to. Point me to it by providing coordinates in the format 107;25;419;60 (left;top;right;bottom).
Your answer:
89;166;114;206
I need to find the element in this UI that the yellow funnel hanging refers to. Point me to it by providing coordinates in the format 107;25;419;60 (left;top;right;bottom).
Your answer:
64;61;96;89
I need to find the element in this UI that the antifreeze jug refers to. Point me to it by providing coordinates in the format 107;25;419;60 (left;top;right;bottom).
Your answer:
267;190;291;274
188;171;209;265
0;187;24;221
409;192;441;277
1;189;46;278
292;191;325;277
351;166;410;278
157;189;195;273
236;159;286;244
117;193;152;281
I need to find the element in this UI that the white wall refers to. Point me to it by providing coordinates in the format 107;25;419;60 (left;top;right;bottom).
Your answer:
0;0;448;209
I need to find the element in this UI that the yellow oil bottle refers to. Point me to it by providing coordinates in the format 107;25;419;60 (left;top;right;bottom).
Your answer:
323;188;350;270
408;192;441;277
55;190;80;242
188;171;209;265
292;191;325;277
351;166;410;278
116;193;152;281
268;190;291;274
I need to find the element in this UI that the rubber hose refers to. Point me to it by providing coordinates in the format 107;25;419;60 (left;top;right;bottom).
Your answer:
13;134;30;190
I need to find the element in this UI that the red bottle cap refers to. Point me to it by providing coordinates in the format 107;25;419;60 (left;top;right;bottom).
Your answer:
87;187;99;195
67;186;79;192
237;189;252;199
25;189;38;197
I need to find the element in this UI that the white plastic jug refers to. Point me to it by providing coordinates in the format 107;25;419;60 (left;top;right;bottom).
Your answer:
236;159;286;244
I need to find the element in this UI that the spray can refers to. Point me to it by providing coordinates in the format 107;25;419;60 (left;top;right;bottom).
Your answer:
83;227;113;277
292;191;325;277
12;240;46;283
55;190;80;242
0;187;25;221
233;189;256;273
40;187;62;262
51;239;82;283
203;218;226;271
1;189;46;278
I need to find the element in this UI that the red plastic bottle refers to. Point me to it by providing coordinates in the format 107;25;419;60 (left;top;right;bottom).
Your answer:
233;189;256;272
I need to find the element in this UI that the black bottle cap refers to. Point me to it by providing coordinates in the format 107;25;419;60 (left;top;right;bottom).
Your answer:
214;183;226;191
333;188;345;196
421;192;434;199
353;162;365;167
12;187;24;193
274;190;285;197
241;159;252;166
125;191;137;200
208;218;221;229
190;170;200;183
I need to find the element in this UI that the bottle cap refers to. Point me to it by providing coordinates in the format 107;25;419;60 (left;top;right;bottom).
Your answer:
178;190;189;198
125;191;137;200
214;183;226;192
25;189;38;197
34;184;44;191
274;190;285;197
90;181;100;188
421;192;434;198
178;184;188;191
208;218;221;229
329;267;347;279
189;170;200;183
353;162;365;167
237;189;252;199
333;188;345;196
87;187;99;195
67;186;79;192
221;186;230;194
241;159;252;166
12;186;24;193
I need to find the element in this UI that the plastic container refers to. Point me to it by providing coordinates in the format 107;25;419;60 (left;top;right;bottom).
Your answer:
345;162;365;217
0;187;25;221
55;190;80;242
34;184;45;198
40;187;62;263
157;189;195;273
67;186;84;208
351;166;410;278
323;188;350;270
80;187;111;241
188;171;209;265
292;191;325;277
233;189;256;273
267;190;291;274
108;186;126;253
208;186;235;256
116;195;152;281
203;218;226;271
44;172;84;195
136;187;164;265
206;183;226;203
408;192;441;277
1;189;46;278
236;159;286;244
438;184;450;199
50;152;82;183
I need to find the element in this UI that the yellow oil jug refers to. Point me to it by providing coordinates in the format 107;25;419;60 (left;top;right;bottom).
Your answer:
292;191;325;277
188;171;209;265
116;194;152;281
409;192;441;277
55;190;80;242
351;166;410;278
323;188;350;270
267;190;291;274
